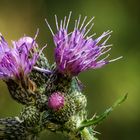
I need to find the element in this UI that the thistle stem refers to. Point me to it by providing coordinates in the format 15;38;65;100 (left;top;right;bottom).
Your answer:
80;127;97;140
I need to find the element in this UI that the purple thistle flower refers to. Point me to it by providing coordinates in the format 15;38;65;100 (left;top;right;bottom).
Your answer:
48;92;65;111
0;33;39;80
46;12;122;76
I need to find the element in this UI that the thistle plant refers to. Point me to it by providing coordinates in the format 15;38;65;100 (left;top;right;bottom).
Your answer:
0;12;127;140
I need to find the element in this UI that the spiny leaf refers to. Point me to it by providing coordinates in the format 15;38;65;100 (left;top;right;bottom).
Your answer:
79;93;128;130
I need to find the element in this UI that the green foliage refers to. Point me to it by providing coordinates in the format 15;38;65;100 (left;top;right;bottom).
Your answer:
79;93;128;130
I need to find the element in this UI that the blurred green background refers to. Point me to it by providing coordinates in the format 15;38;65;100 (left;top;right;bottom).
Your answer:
0;0;139;139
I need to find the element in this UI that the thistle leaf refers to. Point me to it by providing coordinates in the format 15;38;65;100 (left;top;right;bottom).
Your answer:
79;93;128;130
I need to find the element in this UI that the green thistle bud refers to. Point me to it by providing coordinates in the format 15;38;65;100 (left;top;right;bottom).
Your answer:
47;90;87;124
19;106;40;127
0;117;28;140
47;92;75;123
71;91;87;112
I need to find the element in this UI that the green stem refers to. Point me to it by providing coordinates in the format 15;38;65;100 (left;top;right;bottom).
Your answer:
80;128;97;140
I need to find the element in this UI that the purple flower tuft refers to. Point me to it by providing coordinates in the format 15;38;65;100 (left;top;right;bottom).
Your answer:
0;34;39;80
48;92;65;111
46;12;122;76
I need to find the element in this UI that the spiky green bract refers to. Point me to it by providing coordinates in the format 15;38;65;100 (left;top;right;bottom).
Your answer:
19;106;40;127
0;117;29;140
0;106;42;140
29;52;51;94
6;78;36;105
45;65;72;94
35;94;48;111
0;112;42;140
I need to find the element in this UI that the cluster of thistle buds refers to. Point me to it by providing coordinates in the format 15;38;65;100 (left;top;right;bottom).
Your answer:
0;12;127;140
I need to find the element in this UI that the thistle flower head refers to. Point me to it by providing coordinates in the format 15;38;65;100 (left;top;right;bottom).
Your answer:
48;92;65;111
0;34;39;80
46;12;122;76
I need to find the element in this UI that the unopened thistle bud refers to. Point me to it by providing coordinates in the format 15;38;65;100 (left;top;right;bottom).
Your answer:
48;92;64;111
19;106;40;127
47;92;76;123
0;117;29;139
47;89;87;124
